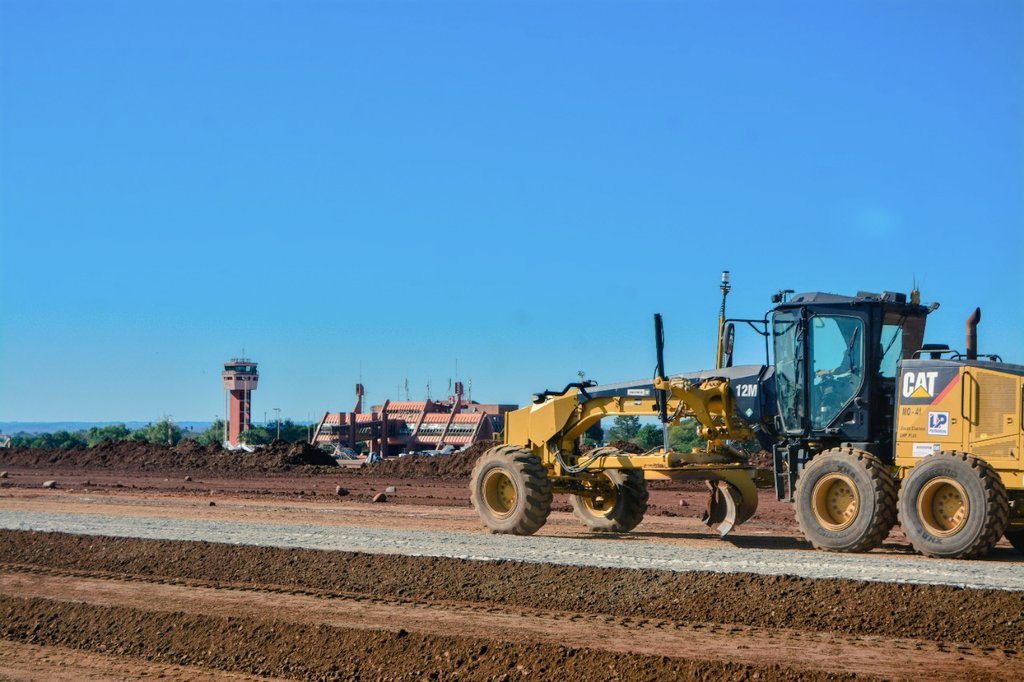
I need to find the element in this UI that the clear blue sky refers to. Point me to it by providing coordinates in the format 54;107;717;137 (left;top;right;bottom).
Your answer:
1;0;1021;422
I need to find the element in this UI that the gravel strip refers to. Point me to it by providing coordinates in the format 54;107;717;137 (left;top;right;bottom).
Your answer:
2;510;1021;591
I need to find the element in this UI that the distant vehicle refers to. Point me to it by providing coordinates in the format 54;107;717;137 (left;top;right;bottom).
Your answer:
332;447;359;460
398;445;457;458
414;446;457;457
0;434;11;448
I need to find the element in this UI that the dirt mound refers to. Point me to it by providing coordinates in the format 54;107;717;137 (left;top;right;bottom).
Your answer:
359;439;501;479
748;449;773;469
580;440;647;454
607;439;644;454
0;440;336;472
262;441;338;467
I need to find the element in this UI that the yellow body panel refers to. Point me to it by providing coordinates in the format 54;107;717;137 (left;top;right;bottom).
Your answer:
894;363;1023;491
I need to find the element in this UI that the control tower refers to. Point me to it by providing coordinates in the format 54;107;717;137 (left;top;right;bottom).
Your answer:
222;358;259;446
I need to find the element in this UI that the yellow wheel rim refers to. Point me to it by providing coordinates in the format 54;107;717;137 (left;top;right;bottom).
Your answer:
917;477;969;537
482;469;518;517
811;473;860;531
581;474;618;516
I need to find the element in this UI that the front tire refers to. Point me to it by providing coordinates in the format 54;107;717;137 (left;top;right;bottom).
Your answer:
570;466;649;533
898;451;1008;559
470;445;552;535
795;448;897;552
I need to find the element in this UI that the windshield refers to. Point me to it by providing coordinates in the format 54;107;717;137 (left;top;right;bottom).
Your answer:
772;310;804;434
809;315;865;429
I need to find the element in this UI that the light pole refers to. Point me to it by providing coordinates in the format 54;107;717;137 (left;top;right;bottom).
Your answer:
274;407;281;441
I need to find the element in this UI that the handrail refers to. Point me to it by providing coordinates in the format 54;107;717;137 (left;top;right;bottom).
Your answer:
532;380;597;405
960;371;974;426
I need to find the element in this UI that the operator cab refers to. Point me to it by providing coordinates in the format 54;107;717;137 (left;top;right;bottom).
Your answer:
771;291;930;452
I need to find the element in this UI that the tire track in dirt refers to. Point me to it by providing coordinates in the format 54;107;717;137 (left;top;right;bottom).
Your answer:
0;595;860;682
0;569;1017;679
0;640;288;682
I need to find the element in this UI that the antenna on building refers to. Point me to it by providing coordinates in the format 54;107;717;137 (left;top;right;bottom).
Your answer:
404;378;410;400
426;379;432;401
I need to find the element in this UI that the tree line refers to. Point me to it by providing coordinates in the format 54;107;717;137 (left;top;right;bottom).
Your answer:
8;418;312;449
9;415;746;452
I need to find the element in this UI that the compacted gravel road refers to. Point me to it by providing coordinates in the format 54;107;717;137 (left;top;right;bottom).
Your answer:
2;502;1022;591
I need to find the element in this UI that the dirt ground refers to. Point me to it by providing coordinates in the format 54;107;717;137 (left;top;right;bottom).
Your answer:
1;444;1022;680
2;531;1022;681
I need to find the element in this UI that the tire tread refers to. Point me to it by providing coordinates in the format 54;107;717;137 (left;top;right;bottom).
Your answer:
470;445;552;536
795;447;898;553
897;450;1009;559
570;448;649;533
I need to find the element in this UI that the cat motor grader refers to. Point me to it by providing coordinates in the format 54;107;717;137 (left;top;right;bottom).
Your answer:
470;273;1024;558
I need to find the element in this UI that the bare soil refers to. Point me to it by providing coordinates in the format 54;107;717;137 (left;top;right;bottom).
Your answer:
0;439;506;478
0;440;338;472
0;439;803;530
2;531;1022;680
1;445;1021;679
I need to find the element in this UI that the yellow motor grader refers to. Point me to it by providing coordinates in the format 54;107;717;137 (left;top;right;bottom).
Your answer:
470;274;1024;559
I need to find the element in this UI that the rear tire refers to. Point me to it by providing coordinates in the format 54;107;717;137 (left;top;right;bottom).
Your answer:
470;445;552;535
570;464;649;533
795;448;897;552
898;451;1009;559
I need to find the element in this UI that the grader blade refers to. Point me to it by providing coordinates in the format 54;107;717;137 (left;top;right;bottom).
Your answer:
703;481;739;536
701;471;759;537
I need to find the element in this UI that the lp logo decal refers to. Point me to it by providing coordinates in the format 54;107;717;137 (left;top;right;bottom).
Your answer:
928;412;950;436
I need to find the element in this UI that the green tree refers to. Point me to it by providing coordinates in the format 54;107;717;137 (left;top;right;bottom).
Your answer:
635;423;664;450
9;432;36;448
16;430;88;449
606;416;640;443
666;419;760;454
85;424;131;447
195;420;226;445
272;419;311;443
668;419;703;453
238;427;272;446
129;418;184;446
583;422;604;447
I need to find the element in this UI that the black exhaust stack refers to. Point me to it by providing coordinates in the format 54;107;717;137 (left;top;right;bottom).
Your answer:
966;307;981;361
654;314;670;451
